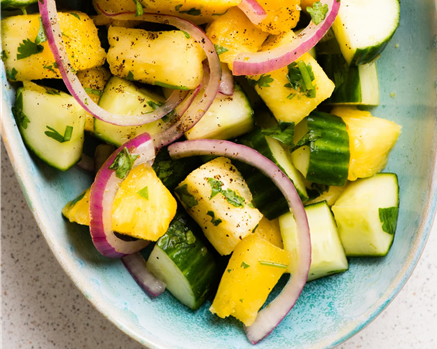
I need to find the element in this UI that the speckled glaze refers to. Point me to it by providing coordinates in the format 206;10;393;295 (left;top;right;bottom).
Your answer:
1;1;437;348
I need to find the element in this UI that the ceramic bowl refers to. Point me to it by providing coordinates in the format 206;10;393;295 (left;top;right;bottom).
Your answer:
2;1;437;348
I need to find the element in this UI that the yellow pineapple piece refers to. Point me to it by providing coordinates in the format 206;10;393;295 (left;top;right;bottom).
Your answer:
206;7;268;70
107;26;204;90
175;157;263;255
305;185;346;206
210;234;290;326
331;107;401;181
254;0;301;35
248;31;334;125
1;13;106;81
62;164;177;241
76;67;111;133
253;217;283;248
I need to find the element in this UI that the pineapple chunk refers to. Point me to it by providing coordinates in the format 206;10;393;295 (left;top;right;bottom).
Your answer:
63;164;177;241
210;234;290;326
76;66;111;133
107;26;204;90
1;13;106;81
206;7;268;70
248;31;335;125
331;107;401;181
254;0;301;35
175;157;263;255
254;217;283;248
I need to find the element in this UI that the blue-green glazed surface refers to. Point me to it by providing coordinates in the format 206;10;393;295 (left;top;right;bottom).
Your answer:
1;1;437;348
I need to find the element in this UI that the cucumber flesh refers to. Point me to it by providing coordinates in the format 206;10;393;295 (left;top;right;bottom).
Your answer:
332;0;400;65
14;81;86;171
279;201;348;281
147;211;219;310
332;173;399;256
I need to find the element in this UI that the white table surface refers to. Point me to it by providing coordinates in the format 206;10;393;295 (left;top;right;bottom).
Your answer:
1;143;437;349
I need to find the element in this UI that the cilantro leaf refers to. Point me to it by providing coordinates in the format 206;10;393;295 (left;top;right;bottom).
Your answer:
46;89;61;95
132;0;144;16
285;61;316;98
258;260;287;268
137;186;149;200
307;1;329;25
1;50;8;61
247;74;274;88
17;39;44;60
126;71;135;81
214;44;229;55
175;4;182;11
175;184;199;209
35;17;47;45
291;129;322;152
108;147;139;179
179;8;201;16
43;62;59;74
70;13;81;20
261;122;295;147
207;178;223;199
12;91;30;129
379;207;399;235
207;211;222;226
45;125;74;143
181;31;190;39
241;261;250;269
207;178;245;207
6;68;18;81
84;87;102;96
147;100;163;110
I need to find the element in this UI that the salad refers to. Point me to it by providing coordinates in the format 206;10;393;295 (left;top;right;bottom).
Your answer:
1;0;402;344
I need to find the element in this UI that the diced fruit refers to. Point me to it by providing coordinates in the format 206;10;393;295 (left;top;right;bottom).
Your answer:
248;32;334;125
14;81;86;171
331;106;401;181
210;234;290;326
280;201;348;280
94;76;168;147
147;210;219;310
76;66;112;133
174;157;263;255
107;26;204;90
332;173;399;256
254;0;300;35
1;13;106;81
206;7;268;70
253;217;283;248
62;188;91;225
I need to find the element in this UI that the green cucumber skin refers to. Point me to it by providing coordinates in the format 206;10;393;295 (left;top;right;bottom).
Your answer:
156;211;219;309
1;0;37;10
352;39;393;66
306;112;350;186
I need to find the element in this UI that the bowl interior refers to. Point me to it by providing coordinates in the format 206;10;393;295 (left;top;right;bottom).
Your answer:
2;1;437;348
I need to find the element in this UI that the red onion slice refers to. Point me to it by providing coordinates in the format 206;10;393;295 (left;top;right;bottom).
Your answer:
218;63;234;96
168;139;311;344
89;133;155;258
238;0;267;25
233;0;341;76
77;154;94;172
122;253;166;297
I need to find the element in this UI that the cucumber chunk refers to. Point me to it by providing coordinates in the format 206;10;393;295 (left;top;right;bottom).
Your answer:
291;111;350;186
13;81;86;171
146;211;219;310
1;0;37;10
332;173;399;256
279;201;348;281
332;0;400;66
94;77;168;147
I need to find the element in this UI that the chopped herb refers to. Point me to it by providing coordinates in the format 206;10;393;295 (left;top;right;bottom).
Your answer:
108;147;139;179
155;81;189;90
379;207;399;235
291;129;322;152
70;191;86;206
207;211;223;226
241;261;250;269
214;44;229;55
307;1;329;25
43;63;59;74
175;4;182;11
259;260;287;269
17;38;44;60
137;186;149;200
35;17;47;45
239;299;243;303
175;184;199;209
285;61;316;98
1;50;8;61
213;9;228;16
132;0;144;16
46;89;61;95
247;74;274;88
286;93;296;100
61;32;70;38
248;202;255;209
70;13;81;20
207;178;223;199
84;87;102;96
6;68;18;81
147;100;163;110
12;92;30;129
179;8;201;16
207;178;245;207
251;224;259;234
45;125;73;143
227;268;232;273
261;121;295;147
126;71;135;81
181;31;190;39
154;159;173;182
